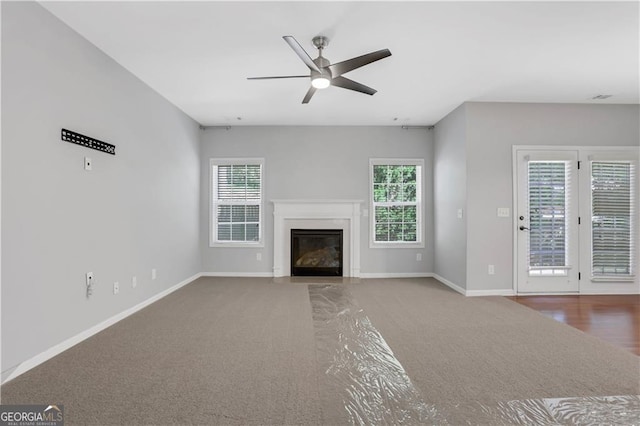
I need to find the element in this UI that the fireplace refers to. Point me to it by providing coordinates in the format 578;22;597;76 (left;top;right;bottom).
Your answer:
291;229;343;276
272;200;361;277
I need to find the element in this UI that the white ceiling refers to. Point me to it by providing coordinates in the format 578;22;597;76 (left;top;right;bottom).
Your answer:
41;1;639;127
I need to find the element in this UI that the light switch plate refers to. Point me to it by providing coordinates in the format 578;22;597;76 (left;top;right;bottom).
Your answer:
497;207;510;217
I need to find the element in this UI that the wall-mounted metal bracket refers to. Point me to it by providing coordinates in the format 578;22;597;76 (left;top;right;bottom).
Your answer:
61;128;115;155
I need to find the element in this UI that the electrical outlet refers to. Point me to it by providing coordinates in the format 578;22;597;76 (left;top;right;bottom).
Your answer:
457;208;464;219
132;276;137;288
86;272;95;299
113;282;120;295
151;269;157;280
488;265;495;275
256;253;262;261
84;157;92;171
416;253;422;262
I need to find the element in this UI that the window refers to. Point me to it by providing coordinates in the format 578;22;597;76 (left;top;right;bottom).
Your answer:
370;159;423;247
211;159;263;246
591;161;636;278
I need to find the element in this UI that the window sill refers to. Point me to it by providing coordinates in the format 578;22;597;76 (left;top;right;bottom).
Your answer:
210;241;264;248
370;241;425;249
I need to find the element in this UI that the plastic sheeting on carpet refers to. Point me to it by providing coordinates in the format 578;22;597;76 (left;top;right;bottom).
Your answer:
308;284;445;424
308;284;640;425
439;394;640;425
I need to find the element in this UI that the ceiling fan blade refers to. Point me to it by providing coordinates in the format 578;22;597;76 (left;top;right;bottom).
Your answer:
331;76;377;96
302;86;317;104
327;49;391;77
247;75;309;80
283;36;322;73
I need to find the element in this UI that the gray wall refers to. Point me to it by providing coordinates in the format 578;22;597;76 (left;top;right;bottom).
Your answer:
1;2;201;374
441;102;640;292
200;126;434;275
433;104;467;289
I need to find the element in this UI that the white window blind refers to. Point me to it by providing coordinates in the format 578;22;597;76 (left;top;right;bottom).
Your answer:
211;161;262;244
371;160;422;245
591;161;636;277
528;161;572;274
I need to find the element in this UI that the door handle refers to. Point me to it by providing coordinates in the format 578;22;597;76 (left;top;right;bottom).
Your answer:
519;226;529;231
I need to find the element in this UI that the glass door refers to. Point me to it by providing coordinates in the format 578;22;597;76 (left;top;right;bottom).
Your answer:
578;150;639;294
516;150;579;293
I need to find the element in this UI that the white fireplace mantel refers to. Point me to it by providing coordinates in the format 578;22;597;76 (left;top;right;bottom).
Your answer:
272;200;362;277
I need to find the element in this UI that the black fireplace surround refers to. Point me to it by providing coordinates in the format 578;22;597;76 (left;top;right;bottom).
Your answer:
291;229;343;276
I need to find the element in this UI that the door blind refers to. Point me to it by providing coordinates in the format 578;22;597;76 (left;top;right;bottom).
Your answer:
591;161;636;277
528;161;572;270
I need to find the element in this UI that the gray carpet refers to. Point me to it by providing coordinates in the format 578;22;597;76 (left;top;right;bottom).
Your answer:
348;278;640;424
2;277;638;425
349;279;640;404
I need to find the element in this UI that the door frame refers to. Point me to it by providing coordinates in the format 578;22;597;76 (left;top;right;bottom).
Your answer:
512;145;640;295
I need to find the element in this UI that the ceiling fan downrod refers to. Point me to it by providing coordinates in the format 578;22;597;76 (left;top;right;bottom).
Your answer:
312;35;329;57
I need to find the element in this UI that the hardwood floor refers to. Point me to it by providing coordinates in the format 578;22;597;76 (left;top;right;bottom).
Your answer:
509;295;640;356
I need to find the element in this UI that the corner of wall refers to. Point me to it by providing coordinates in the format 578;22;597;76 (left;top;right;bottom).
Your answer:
433;103;468;290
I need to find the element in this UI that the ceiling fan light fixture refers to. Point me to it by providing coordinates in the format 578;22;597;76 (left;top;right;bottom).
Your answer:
311;75;330;89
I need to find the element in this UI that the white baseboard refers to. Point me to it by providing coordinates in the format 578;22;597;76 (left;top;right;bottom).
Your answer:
200;272;274;278
432;274;466;295
466;289;515;297
204;272;434;279
359;272;433;279
431;274;515;296
2;272;202;385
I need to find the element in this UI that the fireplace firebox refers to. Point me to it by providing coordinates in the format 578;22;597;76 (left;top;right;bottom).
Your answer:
291;229;343;276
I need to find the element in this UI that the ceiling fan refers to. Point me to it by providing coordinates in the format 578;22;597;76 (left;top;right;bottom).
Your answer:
248;36;391;104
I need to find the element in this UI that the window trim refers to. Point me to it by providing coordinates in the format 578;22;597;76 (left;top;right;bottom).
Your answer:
210;158;265;248
369;158;425;248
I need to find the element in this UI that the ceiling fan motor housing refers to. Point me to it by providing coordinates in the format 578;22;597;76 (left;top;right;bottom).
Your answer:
312;56;331;78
